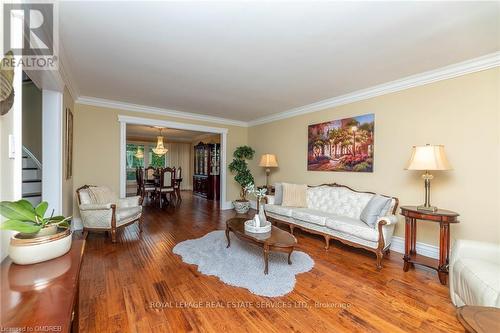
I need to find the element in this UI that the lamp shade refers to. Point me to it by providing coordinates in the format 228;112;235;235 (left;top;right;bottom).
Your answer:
259;154;278;168
406;144;452;171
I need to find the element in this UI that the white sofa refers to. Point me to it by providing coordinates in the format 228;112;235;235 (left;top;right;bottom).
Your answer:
264;183;399;269
450;239;500;307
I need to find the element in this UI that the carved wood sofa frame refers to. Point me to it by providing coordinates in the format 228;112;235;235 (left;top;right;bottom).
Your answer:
76;185;144;242
265;183;399;270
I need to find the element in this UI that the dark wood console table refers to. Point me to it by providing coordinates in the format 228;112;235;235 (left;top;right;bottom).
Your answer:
400;206;459;285
0;231;86;332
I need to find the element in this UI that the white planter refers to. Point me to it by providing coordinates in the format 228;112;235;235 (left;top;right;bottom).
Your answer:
233;200;250;214
9;228;72;265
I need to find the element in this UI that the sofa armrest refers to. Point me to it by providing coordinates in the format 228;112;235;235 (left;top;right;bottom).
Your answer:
118;196;141;207
79;203;113;211
451;239;500;266
377;215;398;226
265;195;275;205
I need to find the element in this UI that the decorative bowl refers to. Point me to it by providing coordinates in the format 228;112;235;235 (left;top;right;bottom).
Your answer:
244;220;272;234
9;228;72;265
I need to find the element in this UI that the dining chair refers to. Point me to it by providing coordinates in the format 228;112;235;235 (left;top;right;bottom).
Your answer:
174;166;182;203
135;167;142;195
141;167;156;204
156;167;176;208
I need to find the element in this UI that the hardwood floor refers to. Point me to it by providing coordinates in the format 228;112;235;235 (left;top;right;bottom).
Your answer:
79;192;464;333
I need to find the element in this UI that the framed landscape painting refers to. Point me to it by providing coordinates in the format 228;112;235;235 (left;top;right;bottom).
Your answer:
307;113;374;172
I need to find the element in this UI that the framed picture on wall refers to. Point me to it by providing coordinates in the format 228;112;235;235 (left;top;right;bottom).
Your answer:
65;107;73;179
307;113;374;172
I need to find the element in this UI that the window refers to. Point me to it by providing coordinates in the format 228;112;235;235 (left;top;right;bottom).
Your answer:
148;147;167;168
126;144;144;181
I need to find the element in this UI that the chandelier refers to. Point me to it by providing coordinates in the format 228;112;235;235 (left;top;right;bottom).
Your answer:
134;146;144;159
153;128;168;156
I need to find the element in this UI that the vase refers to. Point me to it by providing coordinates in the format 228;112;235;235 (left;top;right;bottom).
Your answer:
233;200;250;214
258;201;267;225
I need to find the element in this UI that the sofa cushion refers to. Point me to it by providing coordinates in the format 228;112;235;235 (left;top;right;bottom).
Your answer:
325;216;379;242
360;195;392;228
282;183;307;207
264;204;295;217
307;186;373;219
292;208;337;227
274;183;283;205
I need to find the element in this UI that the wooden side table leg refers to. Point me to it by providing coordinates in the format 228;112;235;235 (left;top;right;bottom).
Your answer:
410;218;417;255
438;222;449;285
403;217;412;272
287;249;293;265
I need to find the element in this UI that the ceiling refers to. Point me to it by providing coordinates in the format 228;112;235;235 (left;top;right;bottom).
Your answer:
126;125;214;143
60;1;499;122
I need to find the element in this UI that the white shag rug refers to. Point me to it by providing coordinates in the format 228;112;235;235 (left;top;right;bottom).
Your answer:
173;230;314;297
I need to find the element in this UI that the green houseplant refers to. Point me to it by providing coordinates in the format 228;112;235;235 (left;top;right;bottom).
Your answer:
228;145;255;213
0;199;73;265
0;200;71;234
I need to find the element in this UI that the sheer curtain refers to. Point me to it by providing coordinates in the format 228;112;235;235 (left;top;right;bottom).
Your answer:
165;142;192;190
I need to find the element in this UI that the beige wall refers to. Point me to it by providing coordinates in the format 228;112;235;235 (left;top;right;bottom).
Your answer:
249;68;500;246
73;104;248;216
62;87;75;217
22;81;42;161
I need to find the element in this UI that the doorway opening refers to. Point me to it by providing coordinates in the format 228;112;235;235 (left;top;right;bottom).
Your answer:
119;115;228;209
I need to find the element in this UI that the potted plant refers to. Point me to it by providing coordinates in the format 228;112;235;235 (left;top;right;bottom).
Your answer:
0;199;72;265
228;145;255;214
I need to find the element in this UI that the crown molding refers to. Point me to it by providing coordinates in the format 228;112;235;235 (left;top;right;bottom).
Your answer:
77;96;249;127
58;43;80;100
248;51;500;126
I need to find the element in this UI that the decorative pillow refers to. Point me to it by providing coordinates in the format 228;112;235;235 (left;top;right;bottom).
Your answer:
273;183;283;205
281;183;307;207
360;195;392;228
380;198;393;216
87;186;116;205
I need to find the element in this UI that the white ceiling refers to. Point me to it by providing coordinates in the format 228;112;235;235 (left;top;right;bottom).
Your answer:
60;1;499;122
126;124;213;142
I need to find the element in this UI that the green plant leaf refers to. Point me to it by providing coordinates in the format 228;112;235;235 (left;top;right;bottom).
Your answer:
35;201;48;218
17;199;35;212
0;200;36;222
0;220;42;233
48;215;65;221
57;221;70;229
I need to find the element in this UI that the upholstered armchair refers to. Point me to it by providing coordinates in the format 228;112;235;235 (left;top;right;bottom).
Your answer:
76;185;143;242
449;239;500;307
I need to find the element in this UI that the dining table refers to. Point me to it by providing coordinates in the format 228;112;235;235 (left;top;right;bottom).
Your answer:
146;175;183;204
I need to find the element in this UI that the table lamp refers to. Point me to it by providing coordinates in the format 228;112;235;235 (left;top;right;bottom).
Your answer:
405;144;452;212
259;154;278;189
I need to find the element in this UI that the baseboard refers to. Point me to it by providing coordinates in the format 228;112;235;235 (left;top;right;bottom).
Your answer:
390;236;439;259
221;201;233;210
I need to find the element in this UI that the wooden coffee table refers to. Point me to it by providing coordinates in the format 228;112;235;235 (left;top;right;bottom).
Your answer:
457;306;500;333
225;217;297;275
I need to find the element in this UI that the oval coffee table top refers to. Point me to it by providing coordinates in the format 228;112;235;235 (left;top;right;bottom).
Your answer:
457;306;500;333
226;217;297;248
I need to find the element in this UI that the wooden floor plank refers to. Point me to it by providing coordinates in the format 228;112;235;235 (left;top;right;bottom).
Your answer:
78;192;463;332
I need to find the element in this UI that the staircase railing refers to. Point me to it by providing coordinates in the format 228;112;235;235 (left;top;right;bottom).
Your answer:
22;146;42;169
